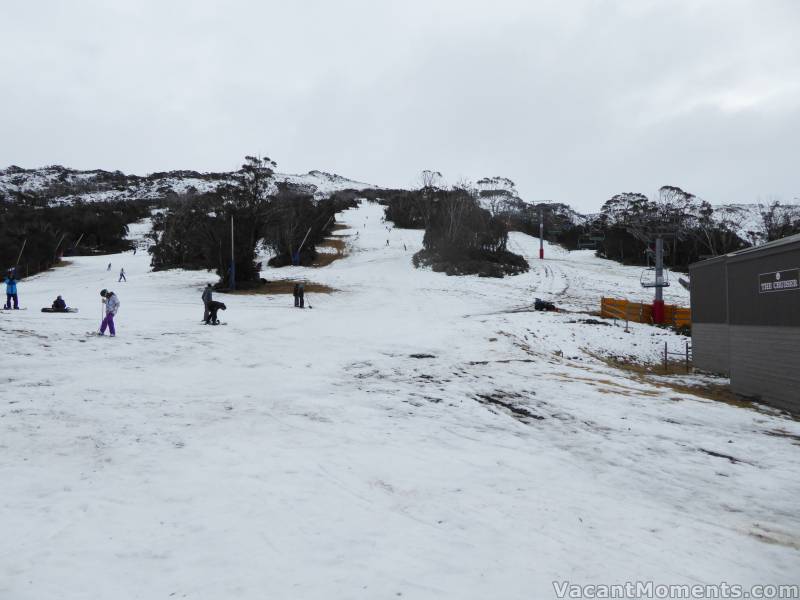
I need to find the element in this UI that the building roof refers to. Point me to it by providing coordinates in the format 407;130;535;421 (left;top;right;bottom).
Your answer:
690;232;800;270
726;233;800;257
725;232;800;259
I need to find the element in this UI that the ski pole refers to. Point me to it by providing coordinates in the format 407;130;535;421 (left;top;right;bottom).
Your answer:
14;238;27;270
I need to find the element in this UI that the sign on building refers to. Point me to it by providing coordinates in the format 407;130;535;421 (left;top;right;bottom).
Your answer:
759;268;799;293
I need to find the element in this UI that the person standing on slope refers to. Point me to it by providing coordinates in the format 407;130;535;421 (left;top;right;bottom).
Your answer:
99;289;120;336
202;283;213;323
4;269;19;309
118;268;126;282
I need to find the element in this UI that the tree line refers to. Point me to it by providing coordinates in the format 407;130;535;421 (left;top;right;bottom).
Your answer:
148;157;357;287
0;196;151;279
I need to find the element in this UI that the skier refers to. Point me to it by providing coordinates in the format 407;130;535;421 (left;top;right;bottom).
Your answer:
107;263;112;271
206;300;226;325
119;268;126;282
297;283;305;308
4;269;19;309
51;295;67;312
202;283;213;323
133;247;137;256
99;289;120;336
293;283;300;307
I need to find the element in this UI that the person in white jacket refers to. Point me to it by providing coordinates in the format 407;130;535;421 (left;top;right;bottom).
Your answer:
99;289;120;336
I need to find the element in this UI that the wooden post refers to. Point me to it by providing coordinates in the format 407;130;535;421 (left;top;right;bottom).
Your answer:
685;342;690;373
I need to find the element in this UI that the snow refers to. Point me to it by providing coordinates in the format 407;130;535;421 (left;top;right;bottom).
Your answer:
0;166;372;205
1;201;799;599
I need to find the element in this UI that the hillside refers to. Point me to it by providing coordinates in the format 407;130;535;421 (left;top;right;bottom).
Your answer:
2;200;798;599
0;164;374;204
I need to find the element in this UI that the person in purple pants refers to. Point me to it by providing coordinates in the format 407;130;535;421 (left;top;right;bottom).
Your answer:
99;289;120;336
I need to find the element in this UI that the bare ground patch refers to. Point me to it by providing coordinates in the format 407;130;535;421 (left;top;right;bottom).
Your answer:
587;353;799;419
220;280;337;295
312;237;349;267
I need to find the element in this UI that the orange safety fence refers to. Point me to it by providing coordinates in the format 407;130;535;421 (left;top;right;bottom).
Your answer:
601;297;691;328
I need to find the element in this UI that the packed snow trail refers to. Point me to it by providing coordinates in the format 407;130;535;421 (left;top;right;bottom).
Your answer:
1;201;798;599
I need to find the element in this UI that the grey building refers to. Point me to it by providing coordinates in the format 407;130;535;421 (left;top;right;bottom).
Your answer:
689;233;800;413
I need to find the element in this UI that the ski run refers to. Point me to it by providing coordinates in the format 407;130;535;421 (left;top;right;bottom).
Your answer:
1;201;799;599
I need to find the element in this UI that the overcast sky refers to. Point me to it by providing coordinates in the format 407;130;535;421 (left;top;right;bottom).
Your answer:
1;0;798;211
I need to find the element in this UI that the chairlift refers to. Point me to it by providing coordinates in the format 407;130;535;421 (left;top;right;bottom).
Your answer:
640;267;670;288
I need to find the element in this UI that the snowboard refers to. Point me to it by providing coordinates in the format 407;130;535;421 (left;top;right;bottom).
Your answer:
41;308;79;313
0;307;26;311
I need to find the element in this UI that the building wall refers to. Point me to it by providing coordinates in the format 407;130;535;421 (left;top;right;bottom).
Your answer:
690;238;800;413
729;326;800;413
692;323;730;376
690;257;730;375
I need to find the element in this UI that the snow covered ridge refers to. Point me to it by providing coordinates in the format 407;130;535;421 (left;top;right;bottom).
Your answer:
474;177;588;225
0;164;374;205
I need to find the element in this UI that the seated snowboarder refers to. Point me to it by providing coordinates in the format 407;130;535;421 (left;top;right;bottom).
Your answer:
206;300;226;325
51;295;67;312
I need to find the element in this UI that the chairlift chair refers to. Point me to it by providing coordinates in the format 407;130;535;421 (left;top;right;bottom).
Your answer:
640;267;670;288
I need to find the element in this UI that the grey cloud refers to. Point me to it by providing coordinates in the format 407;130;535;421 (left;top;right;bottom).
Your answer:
1;0;797;211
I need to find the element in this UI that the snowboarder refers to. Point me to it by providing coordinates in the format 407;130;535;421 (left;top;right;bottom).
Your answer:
118;268;126;282
202;284;213;322
4;270;19;309
51;295;67;312
206;300;226;324
99;289;120;336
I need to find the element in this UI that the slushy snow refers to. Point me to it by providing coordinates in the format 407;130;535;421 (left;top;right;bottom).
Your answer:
1;201;798;599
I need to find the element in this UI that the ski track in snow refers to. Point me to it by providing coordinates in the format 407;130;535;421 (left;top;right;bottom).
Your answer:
1;201;799;599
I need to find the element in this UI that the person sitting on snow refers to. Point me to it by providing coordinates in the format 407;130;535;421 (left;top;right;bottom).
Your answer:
51;295;67;312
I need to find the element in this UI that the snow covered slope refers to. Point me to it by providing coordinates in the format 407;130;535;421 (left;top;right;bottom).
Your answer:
0;164;373;204
1;201;798;599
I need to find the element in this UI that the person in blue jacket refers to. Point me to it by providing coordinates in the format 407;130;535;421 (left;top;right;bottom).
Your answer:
4;270;18;309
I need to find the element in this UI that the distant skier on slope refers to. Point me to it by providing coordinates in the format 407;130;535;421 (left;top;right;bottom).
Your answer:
118;268;126;282
293;283;305;308
202;283;213;322
107;263;112;271
99;289;120;336
4;269;19;309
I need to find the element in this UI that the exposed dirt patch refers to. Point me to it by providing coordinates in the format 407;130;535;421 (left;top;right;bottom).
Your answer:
474;391;544;423
587;352;797;418
312;237;349;267
698;448;748;465
221;280;337;295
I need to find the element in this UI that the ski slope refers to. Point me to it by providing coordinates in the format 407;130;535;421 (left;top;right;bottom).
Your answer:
1;201;798;599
